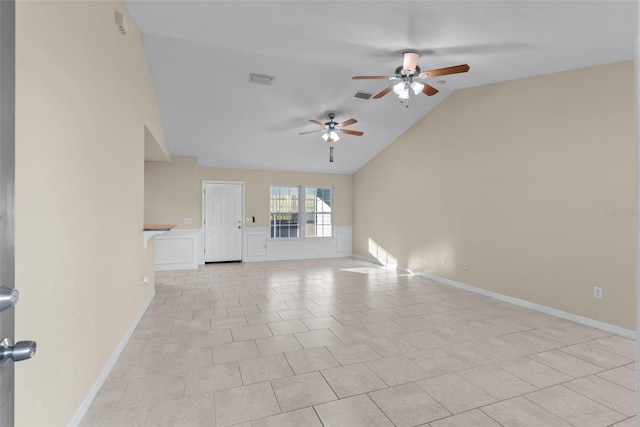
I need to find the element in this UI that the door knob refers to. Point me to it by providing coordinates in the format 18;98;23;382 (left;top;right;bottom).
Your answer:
0;287;18;312
0;338;36;362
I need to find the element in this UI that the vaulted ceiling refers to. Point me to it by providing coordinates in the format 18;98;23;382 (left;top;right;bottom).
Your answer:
126;1;637;174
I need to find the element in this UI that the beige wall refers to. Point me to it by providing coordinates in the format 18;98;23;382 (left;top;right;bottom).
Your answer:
353;61;636;330
145;158;353;229
15;1;166;425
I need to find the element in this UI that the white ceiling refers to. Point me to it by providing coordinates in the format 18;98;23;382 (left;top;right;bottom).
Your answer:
125;1;637;174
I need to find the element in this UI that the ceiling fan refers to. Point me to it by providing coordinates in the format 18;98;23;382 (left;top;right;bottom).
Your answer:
353;51;470;105
299;112;363;162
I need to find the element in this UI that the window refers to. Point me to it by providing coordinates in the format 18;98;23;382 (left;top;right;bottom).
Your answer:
270;186;332;238
270;186;299;238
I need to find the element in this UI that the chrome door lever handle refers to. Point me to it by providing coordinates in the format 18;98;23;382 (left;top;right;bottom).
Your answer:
0;287;18;311
0;338;36;362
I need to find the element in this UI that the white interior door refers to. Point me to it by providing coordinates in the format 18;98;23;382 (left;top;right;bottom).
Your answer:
203;182;243;262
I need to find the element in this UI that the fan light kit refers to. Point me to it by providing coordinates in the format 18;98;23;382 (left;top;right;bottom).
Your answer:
299;113;363;163
353;51;470;107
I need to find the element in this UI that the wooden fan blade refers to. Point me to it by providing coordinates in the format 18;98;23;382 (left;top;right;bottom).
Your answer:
423;64;470;78
341;129;363;136
422;83;439;96
352;75;393;80
338;118;357;128
299;129;324;135
373;85;394;99
308;119;324;126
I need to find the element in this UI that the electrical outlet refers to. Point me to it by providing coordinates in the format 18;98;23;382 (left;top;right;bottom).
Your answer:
442;258;447;265
593;286;603;299
141;276;148;288
183;218;193;224
463;262;469;270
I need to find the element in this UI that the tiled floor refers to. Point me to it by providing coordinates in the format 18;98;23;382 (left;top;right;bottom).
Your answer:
81;258;637;426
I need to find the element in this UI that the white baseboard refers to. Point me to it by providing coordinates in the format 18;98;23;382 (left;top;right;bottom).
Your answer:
413;271;635;340
68;289;156;426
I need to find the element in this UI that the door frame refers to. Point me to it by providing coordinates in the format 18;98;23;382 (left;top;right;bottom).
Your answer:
201;180;245;263
0;0;16;424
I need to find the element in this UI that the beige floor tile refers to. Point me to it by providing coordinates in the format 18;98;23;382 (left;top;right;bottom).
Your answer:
227;305;260;316
406;348;470;377
496;356;572;388
587;335;636;360
307;305;343;316
245;311;283;325
529;349;603;377
301;316;343;330
193;307;229;320
459;364;537;400
330;324;378;342
502;329;564;351
119;371;186;409
80;406;149;427
271;371;337;412
86;378;127;415
211;315;248;330
597;366;637;391
369;382;450;426
417;373;496;414
361;307;401;320
255;334;302;356
533;326;594;345
284;346;340;374
401;330;451;350
362;319;408;337
331;311;372;326
252;407;323;427
326;340;381;365
212;340;260;364
366;355;429;386
231;324;273;342
365;335;420;357
320;362;386;398
268;319;309;335
612;417;637;426
257;301;290;312
171;319;211;335
560;342;633;369
277;307;314;320
294;329;343;349
144;393;214;426
214;381;280;426
564;375;636;417
190;329;233;347
238;354;294;384
429;409;501;427
525;385;626;427
481;396;571;426
185;362;242;396
314;394;393;427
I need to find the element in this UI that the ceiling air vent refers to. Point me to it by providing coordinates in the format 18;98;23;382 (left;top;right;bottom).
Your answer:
115;10;127;35
249;73;274;86
353;91;373;100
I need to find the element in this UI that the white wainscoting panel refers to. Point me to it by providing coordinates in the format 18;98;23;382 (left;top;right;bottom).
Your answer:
243;226;352;262
154;229;200;271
